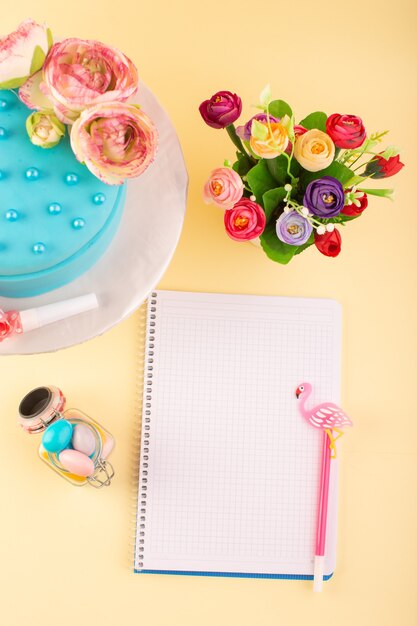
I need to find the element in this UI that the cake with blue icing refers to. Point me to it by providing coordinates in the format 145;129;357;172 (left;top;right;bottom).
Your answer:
0;90;126;298
0;20;158;298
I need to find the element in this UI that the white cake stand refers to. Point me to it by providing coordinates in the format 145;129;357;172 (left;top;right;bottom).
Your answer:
0;84;188;355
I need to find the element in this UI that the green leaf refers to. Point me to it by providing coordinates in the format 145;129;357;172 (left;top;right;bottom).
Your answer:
336;213;361;222
299;111;327;132
252;118;268;140
46;27;53;50
345;174;367;188
262;187;286;221
357;187;394;200
266;155;288;185
290;158;301;178
259;84;272;107
294;232;315;255
281;113;295;139
30;45;46;75
300;161;355;188
246;160;277;202
232;153;253;177
260;222;299;264
269;99;292;119
0;75;29;89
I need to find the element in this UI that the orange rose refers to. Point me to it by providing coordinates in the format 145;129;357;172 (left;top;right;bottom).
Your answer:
250;121;289;159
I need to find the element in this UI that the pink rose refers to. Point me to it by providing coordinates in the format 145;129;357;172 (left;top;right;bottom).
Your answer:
0;19;51;89
20;38;138;124
70;102;158;185
224;198;266;241
203;167;244;209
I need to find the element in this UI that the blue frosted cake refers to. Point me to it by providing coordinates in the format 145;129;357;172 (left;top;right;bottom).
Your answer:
0;90;126;298
0;20;158;298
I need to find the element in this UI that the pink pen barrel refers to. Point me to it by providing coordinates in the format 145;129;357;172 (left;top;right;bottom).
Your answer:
316;430;332;555
313;429;332;591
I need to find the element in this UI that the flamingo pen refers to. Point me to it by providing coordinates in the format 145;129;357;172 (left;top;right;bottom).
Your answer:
296;382;353;592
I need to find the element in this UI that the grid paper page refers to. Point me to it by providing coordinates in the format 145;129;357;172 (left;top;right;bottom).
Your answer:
135;291;341;577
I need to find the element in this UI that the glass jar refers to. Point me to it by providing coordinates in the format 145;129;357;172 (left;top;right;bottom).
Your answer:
18;386;115;488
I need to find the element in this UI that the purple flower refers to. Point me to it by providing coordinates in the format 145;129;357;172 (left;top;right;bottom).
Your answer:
236;113;279;141
276;212;312;246
199;90;242;129
303;176;345;218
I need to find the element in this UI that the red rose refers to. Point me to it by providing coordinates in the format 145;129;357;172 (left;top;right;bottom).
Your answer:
314;228;342;257
326;113;366;149
224;198;266;241
294;125;308;137
199;90;242;129
364;153;404;179
342;192;368;216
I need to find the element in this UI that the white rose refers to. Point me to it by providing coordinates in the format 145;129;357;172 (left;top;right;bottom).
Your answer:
294;129;335;172
0;19;52;89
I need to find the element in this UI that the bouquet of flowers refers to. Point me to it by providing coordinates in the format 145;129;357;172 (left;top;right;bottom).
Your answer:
0;19;158;185
200;86;404;263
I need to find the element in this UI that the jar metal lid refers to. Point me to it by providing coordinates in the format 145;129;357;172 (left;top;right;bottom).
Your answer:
18;386;66;434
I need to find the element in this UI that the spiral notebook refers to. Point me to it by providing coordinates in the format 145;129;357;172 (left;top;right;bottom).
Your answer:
135;290;342;579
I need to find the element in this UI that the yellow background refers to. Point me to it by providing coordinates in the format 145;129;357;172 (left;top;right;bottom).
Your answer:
0;1;416;624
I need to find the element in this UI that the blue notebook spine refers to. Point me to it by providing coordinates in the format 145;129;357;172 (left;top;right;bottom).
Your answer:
134;569;333;580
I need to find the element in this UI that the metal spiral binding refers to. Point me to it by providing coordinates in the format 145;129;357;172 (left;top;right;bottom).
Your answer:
129;301;146;570
135;291;157;570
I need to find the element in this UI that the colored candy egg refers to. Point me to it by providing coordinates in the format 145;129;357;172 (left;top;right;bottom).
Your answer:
71;423;96;456
101;436;115;459
59;449;95;477
42;420;73;453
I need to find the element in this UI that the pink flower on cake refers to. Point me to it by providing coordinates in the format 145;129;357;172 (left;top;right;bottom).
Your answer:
0;19;52;89
20;38;138;124
203;167;244;209
224;198;266;241
26;110;65;148
70;102;158;185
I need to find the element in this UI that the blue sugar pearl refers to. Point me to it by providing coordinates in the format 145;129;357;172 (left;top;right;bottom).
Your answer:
33;242;46;254
93;193;106;205
65;173;79;185
25;167;40;180
0;127;7;139
5;209;18;222
0;99;8;111
72;218;85;230
48;202;62;215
